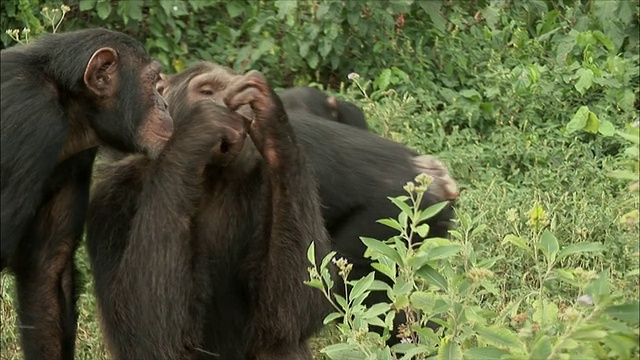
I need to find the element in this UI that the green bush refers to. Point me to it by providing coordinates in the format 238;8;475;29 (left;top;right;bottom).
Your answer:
307;174;639;359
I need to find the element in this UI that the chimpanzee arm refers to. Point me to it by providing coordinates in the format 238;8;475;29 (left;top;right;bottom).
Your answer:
12;149;95;360
0;76;67;267
224;72;332;357
87;105;226;359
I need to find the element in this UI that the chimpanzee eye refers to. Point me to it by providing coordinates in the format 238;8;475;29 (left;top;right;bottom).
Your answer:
200;89;214;96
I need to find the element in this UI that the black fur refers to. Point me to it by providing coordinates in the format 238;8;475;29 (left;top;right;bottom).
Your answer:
86;77;332;359
1;28;169;359
279;86;368;130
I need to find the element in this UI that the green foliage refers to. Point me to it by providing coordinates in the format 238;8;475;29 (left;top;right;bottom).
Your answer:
307;177;639;359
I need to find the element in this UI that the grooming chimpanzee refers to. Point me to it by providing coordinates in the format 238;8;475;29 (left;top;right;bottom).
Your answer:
1;28;173;359
279;86;369;130
154;62;458;342
86;71;332;359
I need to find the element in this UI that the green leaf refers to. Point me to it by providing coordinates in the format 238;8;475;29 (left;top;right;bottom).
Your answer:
369;280;390;291
410;291;437;312
437;338;462;360
550;268;579;286
361;237;403;265
389;196;412;219
502;234;532;254
555;338;579;351
371;262;395;281
474;324;524;349
418;201;450;223
274;0;297;18
460;89;482;102
575;68;594;95
586;270;610;303
377;218;403;232
567;106;590;134
598;120;616;136
334;294;348;310
349;272;375;303
156;37;170;52
363;303;391;319
306;242;316;265
609;170;639;181
118;0;143;22
394;294;410;309
557;242;604;261
420;1;446;32
530;335;552;359
304;279;323;290
320;251;337;271
226;2;243;18
321;343;367;359
375;68;392;92
616;129;640;144
602;333;637;359
532;299;558;324
464;305;486;324
583;111;600;134
463;346;509;360
570;326;607;341
425;244;464;261
593;30;616;52
323;312;342;325
480;4;500;30
416;265;448;290
79;0;96;11
316;3;330;20
95;0;112;20
605;302;640;324
415;224;430;238
476;255;505;269
539;230;559;264
306;52;319;69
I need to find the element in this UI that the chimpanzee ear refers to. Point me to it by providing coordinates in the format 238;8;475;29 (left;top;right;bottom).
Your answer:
84;47;119;97
156;73;168;95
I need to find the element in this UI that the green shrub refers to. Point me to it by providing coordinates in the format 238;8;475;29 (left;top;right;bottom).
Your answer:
307;174;639;359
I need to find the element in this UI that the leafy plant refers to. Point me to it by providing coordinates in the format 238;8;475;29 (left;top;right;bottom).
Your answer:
307;176;639;359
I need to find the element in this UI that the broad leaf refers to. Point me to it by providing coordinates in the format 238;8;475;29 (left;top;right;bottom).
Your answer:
567;106;590;134
539;230;559;264
474;324;524;349
558;242;604;261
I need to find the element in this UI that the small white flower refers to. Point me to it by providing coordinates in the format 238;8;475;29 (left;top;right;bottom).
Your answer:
576;294;594;306
347;72;360;81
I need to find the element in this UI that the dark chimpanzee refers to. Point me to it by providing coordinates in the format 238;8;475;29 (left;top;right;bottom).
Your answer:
278;86;369;130
86;71;332;359
276;88;458;201
156;62;457;342
1;28;173;360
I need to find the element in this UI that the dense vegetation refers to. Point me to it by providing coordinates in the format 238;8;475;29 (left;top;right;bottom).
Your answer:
1;1;638;359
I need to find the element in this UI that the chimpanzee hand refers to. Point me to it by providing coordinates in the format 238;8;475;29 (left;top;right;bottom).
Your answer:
223;71;291;167
413;155;459;201
164;100;248;168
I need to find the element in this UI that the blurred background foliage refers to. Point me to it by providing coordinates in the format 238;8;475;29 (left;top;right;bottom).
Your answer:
1;0;638;137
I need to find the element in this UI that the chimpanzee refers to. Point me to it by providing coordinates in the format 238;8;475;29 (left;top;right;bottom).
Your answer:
1;28;173;360
86;71;332;359
279;86;369;130
153;62;458;342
